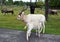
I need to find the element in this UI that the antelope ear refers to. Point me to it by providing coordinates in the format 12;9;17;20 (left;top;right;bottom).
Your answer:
22;12;25;14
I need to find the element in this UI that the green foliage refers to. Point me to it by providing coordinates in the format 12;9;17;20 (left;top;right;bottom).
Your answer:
7;0;13;5
13;1;24;6
49;0;60;8
36;1;44;8
19;1;24;6
13;1;20;6
0;0;6;5
25;2;30;6
2;0;6;4
0;6;60;35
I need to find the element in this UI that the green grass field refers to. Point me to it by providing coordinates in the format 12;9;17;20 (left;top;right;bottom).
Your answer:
0;6;60;35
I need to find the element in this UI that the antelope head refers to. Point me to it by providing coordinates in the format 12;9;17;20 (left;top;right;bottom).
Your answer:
17;11;25;20
17;7;27;20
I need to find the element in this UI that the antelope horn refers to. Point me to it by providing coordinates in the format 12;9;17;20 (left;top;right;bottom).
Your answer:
19;8;27;15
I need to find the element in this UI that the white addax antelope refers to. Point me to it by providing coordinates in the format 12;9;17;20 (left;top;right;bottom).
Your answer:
17;11;45;41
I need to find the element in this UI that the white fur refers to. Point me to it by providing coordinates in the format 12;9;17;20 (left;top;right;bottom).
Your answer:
17;12;45;41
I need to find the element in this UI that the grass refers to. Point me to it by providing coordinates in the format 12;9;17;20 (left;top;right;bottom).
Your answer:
0;6;60;35
46;14;60;35
0;6;25;30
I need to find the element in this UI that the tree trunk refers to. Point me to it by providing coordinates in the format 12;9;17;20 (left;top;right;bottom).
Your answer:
30;0;35;14
45;0;49;21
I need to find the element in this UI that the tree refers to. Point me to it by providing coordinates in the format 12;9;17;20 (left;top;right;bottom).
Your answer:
19;1;24;6
36;1;44;8
1;0;6;5
45;0;49;21
49;0;60;8
25;2;30;6
13;1;24;6
13;1;20;5
8;0;13;5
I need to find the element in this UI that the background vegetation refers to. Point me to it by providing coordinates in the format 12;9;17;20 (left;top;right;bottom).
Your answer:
1;0;60;9
0;5;60;35
0;0;60;35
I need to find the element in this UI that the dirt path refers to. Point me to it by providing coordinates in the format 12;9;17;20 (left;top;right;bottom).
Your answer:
0;29;60;42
